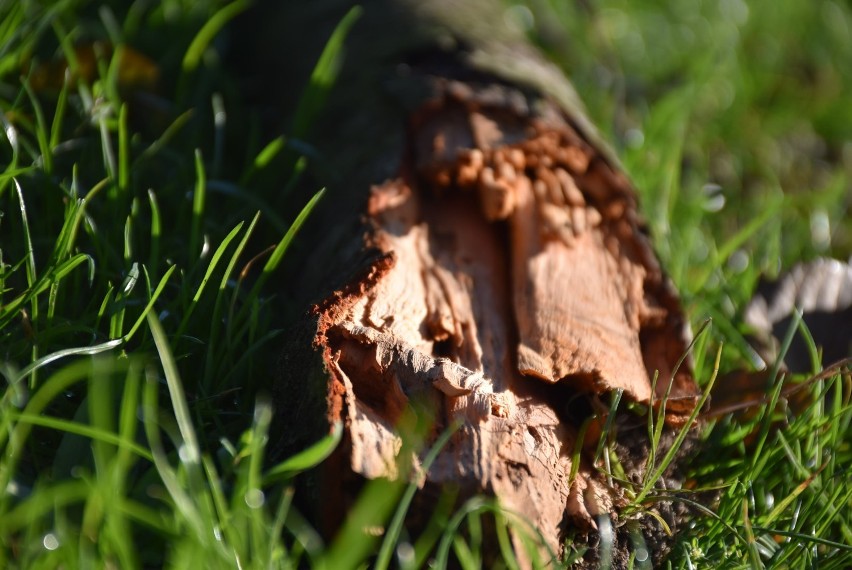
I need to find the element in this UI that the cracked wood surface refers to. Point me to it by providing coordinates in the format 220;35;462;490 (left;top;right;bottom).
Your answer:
252;0;702;562
309;80;699;557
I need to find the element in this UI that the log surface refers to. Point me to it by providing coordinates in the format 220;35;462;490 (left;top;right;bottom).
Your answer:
252;0;702;562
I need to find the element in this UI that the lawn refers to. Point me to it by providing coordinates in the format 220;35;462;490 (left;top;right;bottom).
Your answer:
1;0;850;568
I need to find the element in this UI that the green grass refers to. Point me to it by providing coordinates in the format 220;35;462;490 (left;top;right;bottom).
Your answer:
1;0;851;568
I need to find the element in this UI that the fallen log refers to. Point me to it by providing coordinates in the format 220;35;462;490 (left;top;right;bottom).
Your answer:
243;0;702;564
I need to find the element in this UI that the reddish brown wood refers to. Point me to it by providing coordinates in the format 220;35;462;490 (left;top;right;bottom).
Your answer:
305;79;700;559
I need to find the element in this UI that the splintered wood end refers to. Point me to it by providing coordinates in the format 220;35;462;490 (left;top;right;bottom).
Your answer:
312;79;700;557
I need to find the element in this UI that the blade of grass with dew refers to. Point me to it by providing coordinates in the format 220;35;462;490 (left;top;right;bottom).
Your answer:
117;498;177;535
94;285;115;335
452;535;477;570
495;510;521;570
124;211;134;264
284;506;325;564
761;461;828;527
409;488;459;569
98;39;121;108
569;415;595;487
742;496;764;569
433;498;551;569
594;388;623;466
88;358;122;484
266;486;295;566
141;348;229;565
137;109;194;162
320;410;434;570
318;479;405;568
146;315;231;561
199;454;230;542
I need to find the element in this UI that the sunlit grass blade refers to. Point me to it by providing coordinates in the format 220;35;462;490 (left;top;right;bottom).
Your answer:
374;419;461;570
241;188;324;311
202;211;260;390
290;6;361;139
147;189;162;276
109;262;140;339
118;103;129;190
0;359;121;505
749;310;802;474
138;109;194;162
21;77;53;174
182;0;251;73
9;412;152;462
761;460;827;526
14;177;37;296
634;343;721;506
0;480;90;534
240;135;285;185
189;149;206;259
175;221;243;339
145;311;201;470
264;421;343;484
207;180;289;233
141;363;206;541
13;338;122;384
432;498;553;569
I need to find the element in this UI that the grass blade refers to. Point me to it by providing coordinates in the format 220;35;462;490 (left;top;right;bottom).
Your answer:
145;311;201;467
263;421;343;484
290;6;361;139
182;0;252;72
14;338;123;384
189;149;206;260
241;188;324;309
